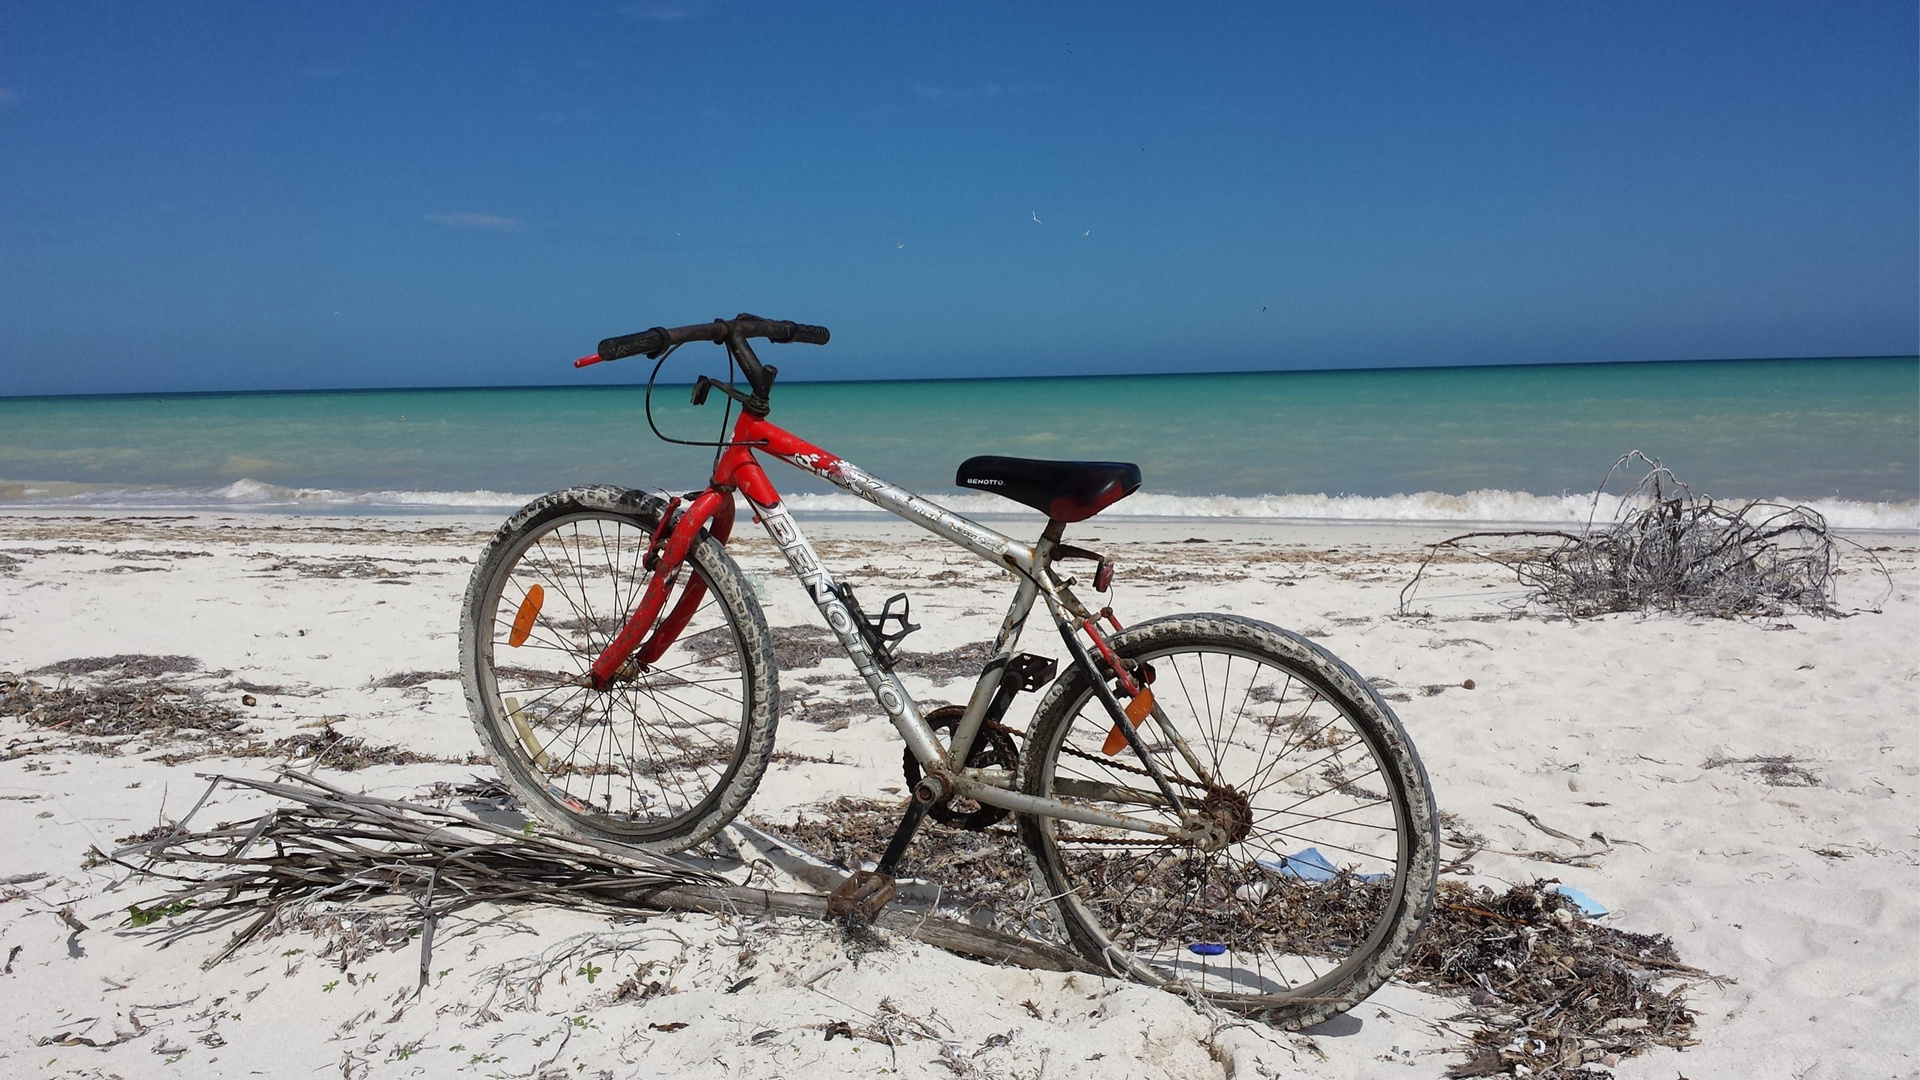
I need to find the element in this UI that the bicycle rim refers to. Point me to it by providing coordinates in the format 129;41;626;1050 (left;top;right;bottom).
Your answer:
474;509;760;842
1023;620;1427;1013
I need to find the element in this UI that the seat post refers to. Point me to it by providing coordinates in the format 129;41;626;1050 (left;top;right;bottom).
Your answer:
1042;519;1066;544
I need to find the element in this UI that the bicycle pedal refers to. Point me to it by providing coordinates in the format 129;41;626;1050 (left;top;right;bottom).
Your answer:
826;869;898;921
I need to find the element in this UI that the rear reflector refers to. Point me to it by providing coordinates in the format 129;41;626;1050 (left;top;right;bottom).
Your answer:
1102;687;1155;755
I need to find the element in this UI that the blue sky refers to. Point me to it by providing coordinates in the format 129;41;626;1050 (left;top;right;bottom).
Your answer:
1;1;1914;396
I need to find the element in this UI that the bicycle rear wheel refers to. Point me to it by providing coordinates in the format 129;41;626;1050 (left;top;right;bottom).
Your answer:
1017;613;1437;1029
458;486;777;852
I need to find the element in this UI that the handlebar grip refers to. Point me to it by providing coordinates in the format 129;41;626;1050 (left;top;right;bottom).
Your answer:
786;322;830;346
596;327;668;362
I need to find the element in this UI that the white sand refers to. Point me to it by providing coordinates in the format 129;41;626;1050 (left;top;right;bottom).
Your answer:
1;509;1914;1079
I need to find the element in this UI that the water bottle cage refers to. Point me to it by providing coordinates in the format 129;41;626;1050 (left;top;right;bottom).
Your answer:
833;583;919;670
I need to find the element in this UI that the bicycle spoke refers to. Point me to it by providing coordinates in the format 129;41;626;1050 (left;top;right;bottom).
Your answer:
470;501;768;846
1032;625;1426;1015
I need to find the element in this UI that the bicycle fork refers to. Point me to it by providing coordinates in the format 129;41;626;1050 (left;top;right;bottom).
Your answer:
585;489;735;691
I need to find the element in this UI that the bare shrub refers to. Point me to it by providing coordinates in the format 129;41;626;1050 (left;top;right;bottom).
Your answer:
1402;452;1888;619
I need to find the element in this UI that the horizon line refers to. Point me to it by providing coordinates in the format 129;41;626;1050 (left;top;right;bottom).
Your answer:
2;352;1914;403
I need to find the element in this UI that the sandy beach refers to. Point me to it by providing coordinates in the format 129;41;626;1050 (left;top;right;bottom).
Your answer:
1;508;1914;1079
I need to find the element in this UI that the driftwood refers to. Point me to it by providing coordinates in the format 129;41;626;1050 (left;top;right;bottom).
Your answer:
1400;451;1888;619
101;771;1095;980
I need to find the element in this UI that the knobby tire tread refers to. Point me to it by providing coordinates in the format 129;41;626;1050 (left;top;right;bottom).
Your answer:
458;485;778;853
1016;612;1439;1029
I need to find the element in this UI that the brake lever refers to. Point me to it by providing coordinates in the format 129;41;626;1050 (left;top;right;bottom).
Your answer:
690;375;755;409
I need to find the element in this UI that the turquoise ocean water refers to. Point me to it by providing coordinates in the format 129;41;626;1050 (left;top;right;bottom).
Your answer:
2;357;1915;528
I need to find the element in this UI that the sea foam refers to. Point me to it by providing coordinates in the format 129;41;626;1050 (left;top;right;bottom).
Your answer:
4;478;1915;530
779;488;1920;530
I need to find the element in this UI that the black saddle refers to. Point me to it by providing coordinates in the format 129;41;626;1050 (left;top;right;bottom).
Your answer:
954;456;1143;523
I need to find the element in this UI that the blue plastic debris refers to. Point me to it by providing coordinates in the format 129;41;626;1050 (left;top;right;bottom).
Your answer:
1255;848;1389;884
1187;942;1227;956
1549;884;1608;917
1255;847;1339;882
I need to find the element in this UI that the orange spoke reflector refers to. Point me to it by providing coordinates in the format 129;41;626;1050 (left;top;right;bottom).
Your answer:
1102;687;1156;755
509;584;544;648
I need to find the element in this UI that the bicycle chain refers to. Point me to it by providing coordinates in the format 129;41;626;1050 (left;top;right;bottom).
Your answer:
1056;739;1212;791
1054;833;1185;848
1004;718;1213;793
1001;721;1215;851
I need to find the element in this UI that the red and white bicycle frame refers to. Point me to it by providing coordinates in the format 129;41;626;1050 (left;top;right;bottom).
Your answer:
589;407;1224;847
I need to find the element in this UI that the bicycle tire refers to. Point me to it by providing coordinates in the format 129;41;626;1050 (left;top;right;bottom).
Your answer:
458;485;778;852
1016;613;1438;1028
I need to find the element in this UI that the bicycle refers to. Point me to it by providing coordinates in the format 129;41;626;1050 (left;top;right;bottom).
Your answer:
458;315;1439;1026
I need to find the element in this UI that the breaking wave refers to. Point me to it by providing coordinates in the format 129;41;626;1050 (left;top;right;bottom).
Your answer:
0;478;536;512
3;479;1914;530
784;488;1920;530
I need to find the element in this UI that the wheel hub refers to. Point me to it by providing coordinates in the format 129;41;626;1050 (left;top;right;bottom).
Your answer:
1199;785;1253;846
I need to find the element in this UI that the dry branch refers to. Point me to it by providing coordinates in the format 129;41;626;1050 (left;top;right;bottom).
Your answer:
1400;452;1890;619
103;771;1095;981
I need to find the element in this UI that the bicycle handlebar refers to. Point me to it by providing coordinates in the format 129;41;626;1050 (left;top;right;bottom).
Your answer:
582;316;830;367
575;314;828;415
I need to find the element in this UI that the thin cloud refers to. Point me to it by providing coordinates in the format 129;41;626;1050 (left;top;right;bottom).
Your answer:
426;212;520;231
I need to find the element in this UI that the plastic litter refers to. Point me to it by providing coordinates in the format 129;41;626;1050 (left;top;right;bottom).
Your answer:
1549;884;1608;916
1256;847;1389;884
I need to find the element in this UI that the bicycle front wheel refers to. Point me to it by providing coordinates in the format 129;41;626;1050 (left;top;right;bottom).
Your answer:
1017;613;1437;1029
458;486;778;852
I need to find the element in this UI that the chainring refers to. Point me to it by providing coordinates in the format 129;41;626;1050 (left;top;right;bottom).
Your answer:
902;704;1020;830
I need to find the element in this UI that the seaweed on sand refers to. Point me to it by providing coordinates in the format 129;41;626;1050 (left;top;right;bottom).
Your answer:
2;671;243;753
1;672;469;769
757;800;1707;1078
1410;879;1705;1078
245;723;463;771
752;796;1040;926
29;654;202;677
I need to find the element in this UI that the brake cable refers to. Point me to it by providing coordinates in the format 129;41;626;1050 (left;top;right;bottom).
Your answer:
711;352;736;472
643;344;763;451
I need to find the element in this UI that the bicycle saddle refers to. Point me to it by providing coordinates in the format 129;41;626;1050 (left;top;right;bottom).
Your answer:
955;456;1143;523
